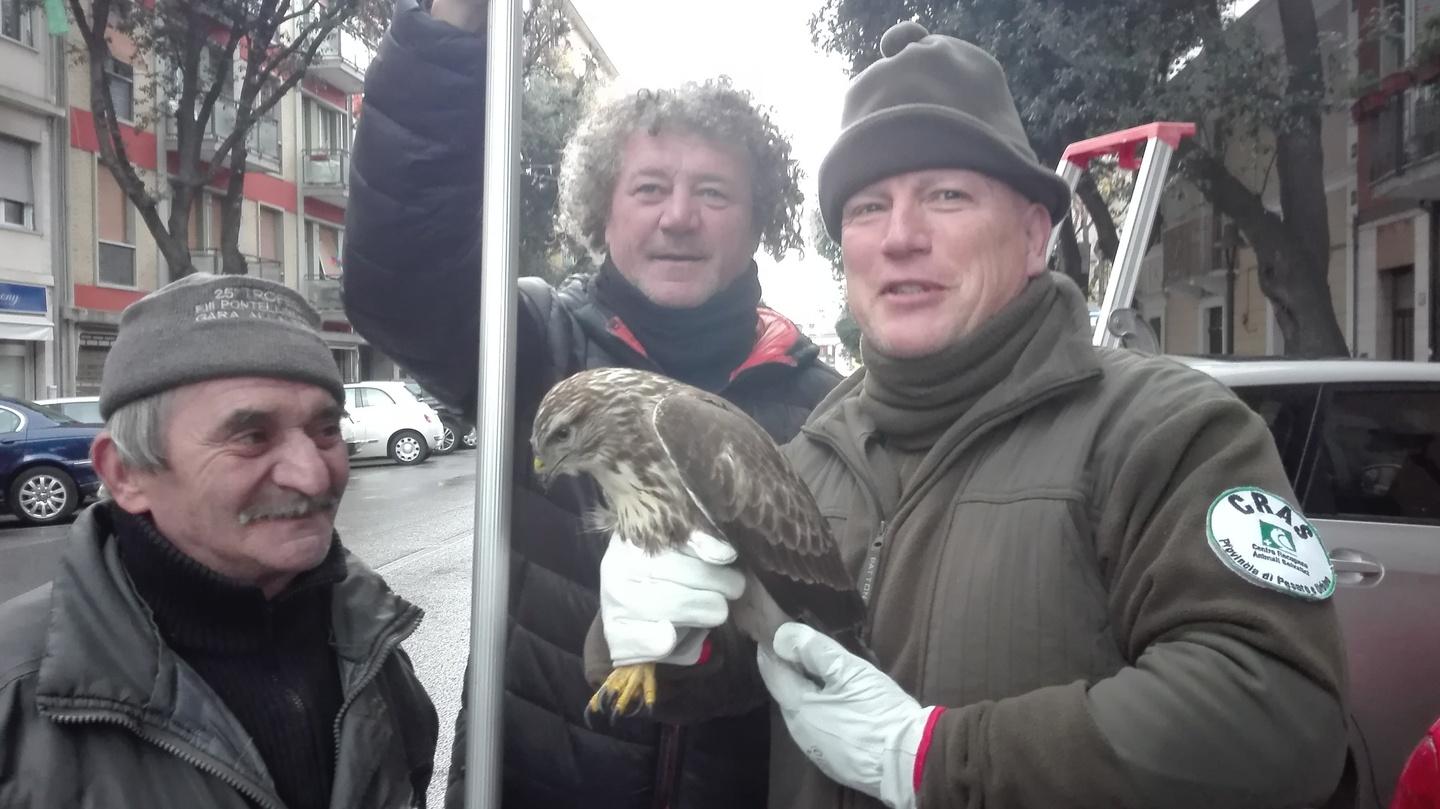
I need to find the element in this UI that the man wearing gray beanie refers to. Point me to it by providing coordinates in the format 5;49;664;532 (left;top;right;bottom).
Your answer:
0;273;438;809
602;22;1350;809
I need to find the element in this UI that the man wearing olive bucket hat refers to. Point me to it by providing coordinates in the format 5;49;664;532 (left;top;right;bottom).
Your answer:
591;20;1352;809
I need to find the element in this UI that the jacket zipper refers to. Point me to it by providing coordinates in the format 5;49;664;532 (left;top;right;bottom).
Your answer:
652;722;686;809
47;711;284;809
857;521;887;607
805;429;888;614
332;608;424;771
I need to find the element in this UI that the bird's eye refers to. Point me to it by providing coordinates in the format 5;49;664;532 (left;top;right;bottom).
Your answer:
553;426;571;442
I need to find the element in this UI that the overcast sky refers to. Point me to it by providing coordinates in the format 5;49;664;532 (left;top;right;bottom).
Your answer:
569;0;852;330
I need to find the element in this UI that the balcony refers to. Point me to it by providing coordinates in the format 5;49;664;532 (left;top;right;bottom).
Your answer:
167;98;281;174
302;147;350;207
308;27;371;95
1369;85;1440;199
191;249;284;283
302;275;346;319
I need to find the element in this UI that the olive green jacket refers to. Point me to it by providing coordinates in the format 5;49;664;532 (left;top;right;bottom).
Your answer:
0;504;438;809
773;275;1348;809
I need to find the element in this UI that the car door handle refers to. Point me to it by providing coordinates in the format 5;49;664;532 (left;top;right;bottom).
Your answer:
1329;548;1384;587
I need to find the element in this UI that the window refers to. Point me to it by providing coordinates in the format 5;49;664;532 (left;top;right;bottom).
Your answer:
1306;386;1440;524
106;58;135;122
256;205;284;282
1;0;33;46
349;387;395;408
1387;266;1415;361
303;97;348;153
1232;384;1320;485
362;387;394;407
0;136;34;229
59;400;102;424
75;331;115;395
1203;304;1225;354
308;222;342;279
97;166;136;287
1379;0;1407;75
0;407;20;434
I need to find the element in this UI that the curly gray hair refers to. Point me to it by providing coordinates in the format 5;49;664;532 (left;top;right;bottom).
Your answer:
559;78;805;262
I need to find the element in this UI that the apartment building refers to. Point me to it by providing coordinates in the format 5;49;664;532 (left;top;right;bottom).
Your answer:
50;0;615;395
0;0;65;398
60;14;377;394
1352;0;1440;361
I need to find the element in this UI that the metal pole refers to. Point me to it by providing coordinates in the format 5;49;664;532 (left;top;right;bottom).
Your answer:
465;0;523;807
1092;139;1176;348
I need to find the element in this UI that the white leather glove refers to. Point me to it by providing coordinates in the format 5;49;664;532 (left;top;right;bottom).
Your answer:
600;530;746;667
757;622;944;809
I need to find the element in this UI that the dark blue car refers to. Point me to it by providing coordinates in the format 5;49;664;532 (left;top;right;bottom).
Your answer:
0;397;102;525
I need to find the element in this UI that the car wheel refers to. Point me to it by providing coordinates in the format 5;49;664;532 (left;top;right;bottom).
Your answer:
461;425;477;449
434;422;457;454
10;466;80;525
389;430;429;466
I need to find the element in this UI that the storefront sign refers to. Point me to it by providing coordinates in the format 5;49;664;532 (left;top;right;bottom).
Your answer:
0;283;48;315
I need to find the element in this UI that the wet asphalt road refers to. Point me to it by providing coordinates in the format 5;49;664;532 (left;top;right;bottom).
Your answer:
0;451;479;808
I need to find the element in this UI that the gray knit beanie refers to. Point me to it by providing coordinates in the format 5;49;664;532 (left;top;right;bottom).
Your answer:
99;273;344;419
818;21;1071;239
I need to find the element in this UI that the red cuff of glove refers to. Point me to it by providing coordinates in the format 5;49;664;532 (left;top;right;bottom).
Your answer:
696;636;714;666
913;706;947;794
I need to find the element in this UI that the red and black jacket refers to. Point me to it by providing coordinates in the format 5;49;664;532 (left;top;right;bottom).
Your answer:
343;5;840;808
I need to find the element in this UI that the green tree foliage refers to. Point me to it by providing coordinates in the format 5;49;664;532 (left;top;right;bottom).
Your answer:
811;0;1350;356
519;0;599;283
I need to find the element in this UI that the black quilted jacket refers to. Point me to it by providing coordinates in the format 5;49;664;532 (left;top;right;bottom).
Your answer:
342;4;840;808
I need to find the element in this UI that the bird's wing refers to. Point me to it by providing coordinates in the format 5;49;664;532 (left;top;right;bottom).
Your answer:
652;392;866;637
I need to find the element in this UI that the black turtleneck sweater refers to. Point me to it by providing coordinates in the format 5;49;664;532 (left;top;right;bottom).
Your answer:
112;505;346;809
859;274;1058;494
592;258;762;393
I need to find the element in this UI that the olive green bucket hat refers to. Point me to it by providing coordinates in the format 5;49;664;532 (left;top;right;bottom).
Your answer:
818;21;1071;239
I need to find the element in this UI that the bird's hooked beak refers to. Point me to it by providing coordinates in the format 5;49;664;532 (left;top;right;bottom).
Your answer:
532;453;567;489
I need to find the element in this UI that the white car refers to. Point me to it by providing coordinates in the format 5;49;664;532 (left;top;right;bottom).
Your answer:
1183;357;1440;808
342;381;443;466
35;396;103;425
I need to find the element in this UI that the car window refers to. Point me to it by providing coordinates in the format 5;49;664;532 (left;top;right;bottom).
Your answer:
1231;384;1319;486
1305;385;1440;524
0;408;20;434
362;387;396;407
60;401;102;424
24;402;80;425
344;388;359;409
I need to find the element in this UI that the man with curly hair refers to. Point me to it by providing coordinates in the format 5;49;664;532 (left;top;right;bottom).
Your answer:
341;1;840;807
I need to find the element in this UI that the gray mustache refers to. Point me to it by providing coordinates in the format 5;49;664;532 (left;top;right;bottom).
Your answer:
237;493;340;525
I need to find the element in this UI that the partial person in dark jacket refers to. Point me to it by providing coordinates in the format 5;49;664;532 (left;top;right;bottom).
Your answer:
342;1;840;807
0;273;438;809
592;22;1351;809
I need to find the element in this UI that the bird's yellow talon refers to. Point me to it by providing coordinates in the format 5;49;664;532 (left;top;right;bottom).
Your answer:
587;663;657;720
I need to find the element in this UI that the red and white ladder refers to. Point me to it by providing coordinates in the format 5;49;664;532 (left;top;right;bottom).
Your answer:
1046;122;1196;347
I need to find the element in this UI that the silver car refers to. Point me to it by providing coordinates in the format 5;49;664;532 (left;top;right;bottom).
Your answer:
1184;358;1440;808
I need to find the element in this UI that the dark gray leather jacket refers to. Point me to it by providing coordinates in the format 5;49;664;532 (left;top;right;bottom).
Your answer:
0;504;438;809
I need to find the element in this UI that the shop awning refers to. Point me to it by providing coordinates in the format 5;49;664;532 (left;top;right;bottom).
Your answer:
0;314;54;341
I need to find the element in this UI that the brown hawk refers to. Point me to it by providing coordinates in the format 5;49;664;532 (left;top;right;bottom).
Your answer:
530;367;868;717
